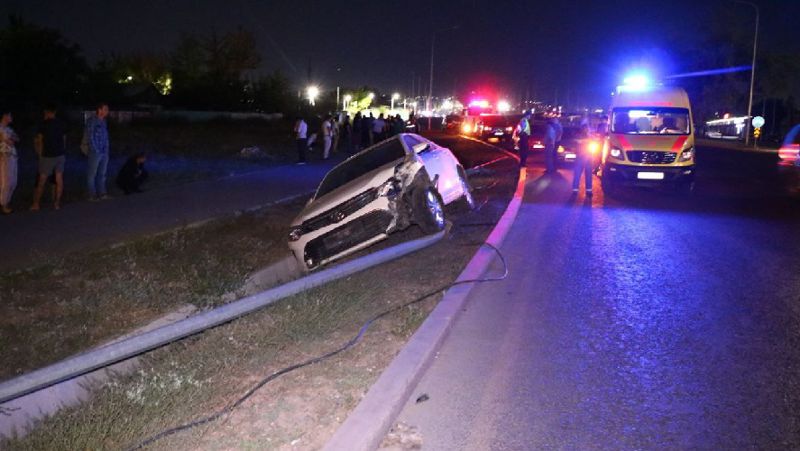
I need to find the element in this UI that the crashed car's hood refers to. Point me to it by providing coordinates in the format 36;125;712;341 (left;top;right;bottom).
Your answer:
292;161;401;226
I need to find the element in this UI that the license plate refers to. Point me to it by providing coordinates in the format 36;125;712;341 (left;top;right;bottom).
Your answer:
493;131;504;136
637;172;665;180
565;153;576;159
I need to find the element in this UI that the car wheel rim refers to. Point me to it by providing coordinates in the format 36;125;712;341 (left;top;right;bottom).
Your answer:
425;190;445;228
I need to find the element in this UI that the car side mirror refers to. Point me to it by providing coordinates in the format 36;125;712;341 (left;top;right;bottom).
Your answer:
413;142;431;154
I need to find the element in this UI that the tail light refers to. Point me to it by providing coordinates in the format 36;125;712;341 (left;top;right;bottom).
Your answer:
779;144;800;161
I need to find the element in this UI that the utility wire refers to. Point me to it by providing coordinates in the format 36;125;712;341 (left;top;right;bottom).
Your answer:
126;242;508;450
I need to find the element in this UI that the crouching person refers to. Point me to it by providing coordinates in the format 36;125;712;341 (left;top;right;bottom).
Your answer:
116;152;148;194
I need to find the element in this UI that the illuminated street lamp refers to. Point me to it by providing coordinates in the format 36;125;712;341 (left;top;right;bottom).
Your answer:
343;94;352;111
306;85;320;106
391;93;400;110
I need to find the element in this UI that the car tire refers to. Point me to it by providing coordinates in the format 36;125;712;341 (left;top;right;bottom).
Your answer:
601;177;617;196
413;185;446;234
456;167;476;211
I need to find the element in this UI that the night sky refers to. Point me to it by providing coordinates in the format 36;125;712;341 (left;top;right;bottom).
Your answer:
2;0;797;107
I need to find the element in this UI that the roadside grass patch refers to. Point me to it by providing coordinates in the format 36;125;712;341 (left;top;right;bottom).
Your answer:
0;198;307;381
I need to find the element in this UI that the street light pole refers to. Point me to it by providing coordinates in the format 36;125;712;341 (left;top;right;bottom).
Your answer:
428;33;435;130
735;0;759;146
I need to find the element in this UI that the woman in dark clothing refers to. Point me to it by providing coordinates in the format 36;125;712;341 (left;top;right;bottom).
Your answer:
341;115;353;154
352;112;363;152
116;152;148;194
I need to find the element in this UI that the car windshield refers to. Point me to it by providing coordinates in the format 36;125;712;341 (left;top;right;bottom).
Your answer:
315;137;407;198
612;107;690;135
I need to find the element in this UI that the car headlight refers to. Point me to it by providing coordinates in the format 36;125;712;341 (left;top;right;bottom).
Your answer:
377;178;401;197
288;226;303;242
557;145;565;153
609;146;624;160
679;147;694;162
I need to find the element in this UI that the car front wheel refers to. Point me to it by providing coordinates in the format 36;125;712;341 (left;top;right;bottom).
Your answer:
413;185;446;233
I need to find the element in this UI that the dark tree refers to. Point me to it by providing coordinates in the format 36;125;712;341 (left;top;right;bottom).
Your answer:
169;29;260;110
0;15;89;109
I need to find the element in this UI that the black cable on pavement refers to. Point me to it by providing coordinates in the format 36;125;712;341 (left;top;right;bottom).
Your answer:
126;242;508;450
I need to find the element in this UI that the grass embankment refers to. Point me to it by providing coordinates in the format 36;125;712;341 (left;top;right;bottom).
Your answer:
0;198;305;380
2;149;518;451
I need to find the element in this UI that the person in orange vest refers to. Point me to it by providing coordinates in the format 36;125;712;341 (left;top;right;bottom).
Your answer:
514;110;532;168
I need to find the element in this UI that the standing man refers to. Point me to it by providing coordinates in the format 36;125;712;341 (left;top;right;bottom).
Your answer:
294;116;308;165
543;118;557;173
372;113;387;143
551;117;563;169
32;105;67;210
0;110;19;214
572;123;593;196
515;110;532;168
85;103;110;201
321;115;333;160
331;114;340;154
596;115;609;135
365;112;375;146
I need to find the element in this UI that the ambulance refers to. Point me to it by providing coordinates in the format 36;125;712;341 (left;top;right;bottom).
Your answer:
600;81;696;194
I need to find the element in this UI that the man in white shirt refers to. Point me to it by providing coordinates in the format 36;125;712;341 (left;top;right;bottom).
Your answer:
322;115;333;159
294;116;308;165
372;114;386;143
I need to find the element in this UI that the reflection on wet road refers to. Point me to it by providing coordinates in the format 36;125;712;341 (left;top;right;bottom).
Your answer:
394;140;800;449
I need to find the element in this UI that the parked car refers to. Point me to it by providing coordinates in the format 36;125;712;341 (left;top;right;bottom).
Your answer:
778;124;800;167
476;115;515;141
556;126;582;163
444;114;463;133
288;134;474;271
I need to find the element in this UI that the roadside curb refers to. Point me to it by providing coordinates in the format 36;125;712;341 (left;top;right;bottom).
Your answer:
324;155;527;451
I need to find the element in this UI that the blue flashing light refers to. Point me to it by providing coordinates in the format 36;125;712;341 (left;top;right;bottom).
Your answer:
623;74;649;88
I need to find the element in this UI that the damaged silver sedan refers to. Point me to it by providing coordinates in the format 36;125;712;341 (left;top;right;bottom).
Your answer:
288;133;474;271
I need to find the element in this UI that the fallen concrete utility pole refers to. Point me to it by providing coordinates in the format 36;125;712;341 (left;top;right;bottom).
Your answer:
0;229;446;404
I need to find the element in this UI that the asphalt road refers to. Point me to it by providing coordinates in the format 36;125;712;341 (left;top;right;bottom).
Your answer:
0;159;341;271
393;140;800;449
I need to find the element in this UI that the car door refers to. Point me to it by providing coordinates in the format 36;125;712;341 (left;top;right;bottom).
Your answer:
429;140;462;203
404;134;442;182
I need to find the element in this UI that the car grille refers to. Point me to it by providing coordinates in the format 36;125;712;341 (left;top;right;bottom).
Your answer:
304;210;394;268
301;188;379;233
626;151;677;164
